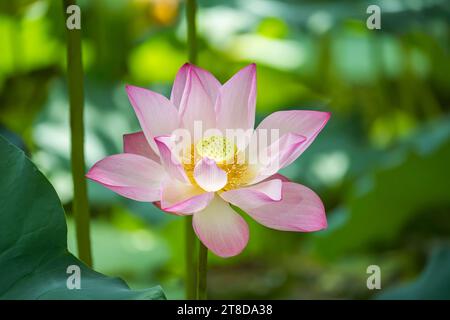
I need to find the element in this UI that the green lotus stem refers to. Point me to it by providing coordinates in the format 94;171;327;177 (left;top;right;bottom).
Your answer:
185;0;199;300
185;217;197;299
64;0;92;267
186;0;197;64
197;242;208;300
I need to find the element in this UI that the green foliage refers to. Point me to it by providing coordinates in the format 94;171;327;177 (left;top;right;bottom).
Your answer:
0;135;165;299
378;244;450;300
312;117;450;259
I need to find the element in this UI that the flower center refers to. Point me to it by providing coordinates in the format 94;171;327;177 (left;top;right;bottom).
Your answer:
183;136;254;191
196;136;235;163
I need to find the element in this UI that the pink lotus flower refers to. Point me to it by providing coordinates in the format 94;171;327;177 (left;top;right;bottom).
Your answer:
86;63;330;257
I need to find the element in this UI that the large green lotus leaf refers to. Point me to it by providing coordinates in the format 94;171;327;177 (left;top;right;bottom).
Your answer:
0;135;165;300
377;245;450;300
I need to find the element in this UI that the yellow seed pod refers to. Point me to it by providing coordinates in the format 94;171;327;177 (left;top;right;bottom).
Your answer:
196;136;235;163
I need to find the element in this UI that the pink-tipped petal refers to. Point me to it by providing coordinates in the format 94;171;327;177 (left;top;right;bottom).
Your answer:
86;154;165;202
220;179;282;209
256;110;330;165
126;85;180;154
262;173;290;183
216;64;257;132
170;63;189;108
171;63;220;108
154;136;189;183
225;182;327;232
160;179;213;214
194;157;228;192
179;67;217;134
193;196;249;257
269;133;307;168
123;131;160;163
250;133;307;183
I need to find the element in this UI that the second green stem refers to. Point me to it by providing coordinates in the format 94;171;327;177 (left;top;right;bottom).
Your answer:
185;217;197;299
197;242;208;300
64;0;92;267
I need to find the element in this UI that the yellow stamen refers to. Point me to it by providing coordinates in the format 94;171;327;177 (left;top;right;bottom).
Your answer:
183;136;255;191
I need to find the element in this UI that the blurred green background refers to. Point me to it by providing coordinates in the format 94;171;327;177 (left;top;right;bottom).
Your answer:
0;0;449;299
